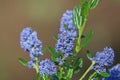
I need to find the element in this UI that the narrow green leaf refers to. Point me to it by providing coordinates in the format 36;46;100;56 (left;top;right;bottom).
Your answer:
89;0;99;9
36;73;41;80
81;29;94;48
73;5;82;29
100;72;110;77
18;58;28;67
48;46;60;58
86;50;92;60
73;57;83;74
80;0;85;3
66;69;73;79
53;35;58;41
42;74;49;80
81;2;90;18
92;78;99;80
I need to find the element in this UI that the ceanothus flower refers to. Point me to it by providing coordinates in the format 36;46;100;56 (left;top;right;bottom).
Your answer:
102;64;120;80
56;31;75;56
20;27;43;68
56;10;77;58
60;10;76;33
39;59;56;76
91;47;114;73
56;56;64;65
28;32;43;56
20;28;43;56
20;28;32;51
28;60;35;69
91;47;114;66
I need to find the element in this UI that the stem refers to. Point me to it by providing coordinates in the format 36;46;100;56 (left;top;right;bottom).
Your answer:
79;61;95;80
75;19;87;53
34;57;39;73
88;72;97;80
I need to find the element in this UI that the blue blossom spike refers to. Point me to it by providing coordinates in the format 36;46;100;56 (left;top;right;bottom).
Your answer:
39;59;57;76
91;47;114;73
20;27;33;51
102;64;120;80
29;32;43;56
20;27;43;69
56;10;77;58
91;47;114;66
60;10;76;33
56;31;75;56
20;27;43;56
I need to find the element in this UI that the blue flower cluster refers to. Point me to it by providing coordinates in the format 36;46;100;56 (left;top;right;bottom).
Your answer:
20;28;43;68
39;59;57;75
91;47;114;73
56;10;77;59
103;64;120;80
20;28;56;75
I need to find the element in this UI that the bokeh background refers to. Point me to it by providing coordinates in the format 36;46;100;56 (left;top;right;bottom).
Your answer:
0;0;120;80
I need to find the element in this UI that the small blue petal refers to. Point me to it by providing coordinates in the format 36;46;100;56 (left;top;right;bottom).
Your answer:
39;59;56;75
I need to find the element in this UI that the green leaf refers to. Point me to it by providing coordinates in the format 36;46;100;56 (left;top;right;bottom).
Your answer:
53;35;58;41
92;78;99;80
42;74;49;80
89;0;99;9
73;57;83;74
48;46;60;58
73;5;82;29
18;58;28;67
80;0;85;3
36;73;41;80
81;29;94;48
100;72;110;77
66;69;73;79
81;2;90;18
86;50;92;60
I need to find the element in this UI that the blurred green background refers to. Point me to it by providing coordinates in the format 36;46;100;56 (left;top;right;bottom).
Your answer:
0;0;120;80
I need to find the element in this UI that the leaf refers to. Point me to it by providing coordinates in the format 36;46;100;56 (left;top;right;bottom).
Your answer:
18;58;28;67
86;50;92;60
92;78;99;80
81;2;90;18
89;0;99;9
100;72;110;77
42;74;49;80
53;35;58;41
73;57;83;74
80;0;85;3
48;46;60;58
73;5;82;29
81;29;94;48
66;69;73;79
36;73;41;80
